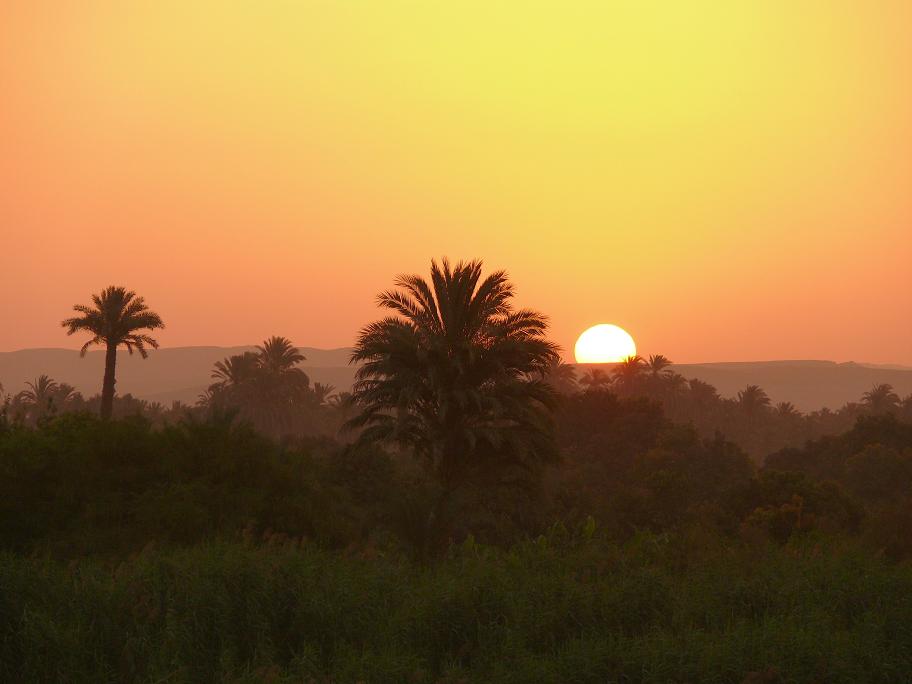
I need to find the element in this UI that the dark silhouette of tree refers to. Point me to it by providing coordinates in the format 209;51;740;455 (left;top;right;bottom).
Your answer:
256;336;309;388
737;385;771;416
347;258;559;548
612;355;645;395
17;374;59;406
212;352;260;386
61;286;164;419
688;378;720;406
775;401;800;418
16;375;59;421
544;359;579;395
200;338;321;437
862;384;901;414
54;383;81;404
313;382;335;405
579;367;611;390
645;354;673;379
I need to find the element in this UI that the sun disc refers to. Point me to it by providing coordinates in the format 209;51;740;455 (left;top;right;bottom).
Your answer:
574;324;636;363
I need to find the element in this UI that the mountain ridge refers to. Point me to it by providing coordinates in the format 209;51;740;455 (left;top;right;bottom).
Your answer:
2;346;910;411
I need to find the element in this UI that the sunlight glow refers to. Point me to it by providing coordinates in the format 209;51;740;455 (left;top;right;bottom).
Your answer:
574;324;637;364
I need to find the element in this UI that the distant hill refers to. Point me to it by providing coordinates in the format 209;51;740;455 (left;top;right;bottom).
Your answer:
1;348;910;411
0;346;357;406
665;360;912;411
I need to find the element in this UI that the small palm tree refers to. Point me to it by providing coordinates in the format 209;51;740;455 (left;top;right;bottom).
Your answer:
861;383;901;414
688;378;719;405
646;354;673;378
256;336;308;385
16;375;60;417
579;367;611;390
313;382;335;405
212;352;260;386
775;401;801;418
612;355;645;394
737;384;771;416
61;286;164;419
544;359;579;395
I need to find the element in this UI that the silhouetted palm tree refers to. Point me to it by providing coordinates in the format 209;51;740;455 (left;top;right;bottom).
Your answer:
61;286;164;419
579;367;611;390
646;354;673;378
688;378;719;405
544;359;579;395
347;258;559;545
212;352;260;386
327;391;354;409
775;401;801;418
901;394;912;420
737;384;771;416
861;383;901;414
256;336;309;386
313;382;335;405
16;375;59;416
612;355;645;394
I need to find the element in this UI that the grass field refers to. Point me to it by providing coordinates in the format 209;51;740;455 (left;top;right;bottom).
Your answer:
3;532;911;683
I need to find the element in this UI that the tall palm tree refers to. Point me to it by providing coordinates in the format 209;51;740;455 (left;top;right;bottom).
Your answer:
347;258;559;541
61;286;164;419
861;383;901;414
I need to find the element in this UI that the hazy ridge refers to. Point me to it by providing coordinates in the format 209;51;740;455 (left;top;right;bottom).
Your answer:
2;347;910;411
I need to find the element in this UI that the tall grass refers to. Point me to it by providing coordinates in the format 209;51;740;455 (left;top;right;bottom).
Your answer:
3;533;911;683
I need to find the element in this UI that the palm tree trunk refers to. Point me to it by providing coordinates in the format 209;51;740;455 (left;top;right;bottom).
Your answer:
100;342;117;419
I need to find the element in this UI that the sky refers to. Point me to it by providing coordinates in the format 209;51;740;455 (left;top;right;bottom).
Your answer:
1;1;910;363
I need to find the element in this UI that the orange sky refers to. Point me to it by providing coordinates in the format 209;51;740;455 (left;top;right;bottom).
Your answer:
2;1;910;363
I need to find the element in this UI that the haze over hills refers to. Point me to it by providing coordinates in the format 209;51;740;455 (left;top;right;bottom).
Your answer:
0;347;357;407
1;347;911;411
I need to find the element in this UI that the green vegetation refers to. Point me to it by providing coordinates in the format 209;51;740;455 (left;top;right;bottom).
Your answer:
4;535;912;683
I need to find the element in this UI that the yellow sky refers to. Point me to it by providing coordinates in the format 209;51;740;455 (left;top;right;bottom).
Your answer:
1;1;910;362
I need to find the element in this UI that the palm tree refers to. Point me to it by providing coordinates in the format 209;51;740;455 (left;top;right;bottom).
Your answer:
256;336;309;386
646;354;673;378
737;384;771;416
612;355;645;395
861;383;901;414
544;359;579;395
775;401;801;418
61;286;164;419
312;382;335;405
579;367;611;390
901;394;912;420
211;352;260;386
688;378;719;405
327;391;354;409
16;375;60;418
347;258;559;544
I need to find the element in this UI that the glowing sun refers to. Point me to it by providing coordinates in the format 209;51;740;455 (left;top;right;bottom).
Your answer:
574;324;637;363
